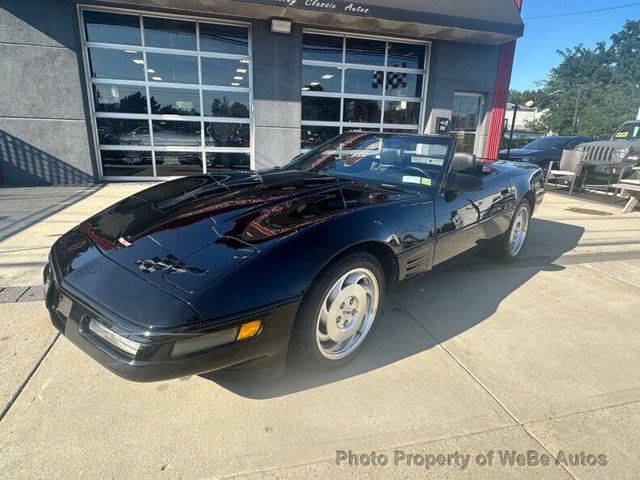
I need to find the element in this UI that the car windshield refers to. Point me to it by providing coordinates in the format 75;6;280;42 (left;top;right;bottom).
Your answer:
612;122;640;141
523;137;573;150
285;132;453;190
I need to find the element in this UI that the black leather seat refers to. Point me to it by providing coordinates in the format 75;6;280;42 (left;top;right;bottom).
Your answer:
379;148;403;168
451;152;478;175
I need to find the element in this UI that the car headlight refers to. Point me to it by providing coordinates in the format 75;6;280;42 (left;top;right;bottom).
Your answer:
614;147;629;159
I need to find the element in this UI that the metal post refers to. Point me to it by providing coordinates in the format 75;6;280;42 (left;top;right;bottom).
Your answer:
506;103;519;160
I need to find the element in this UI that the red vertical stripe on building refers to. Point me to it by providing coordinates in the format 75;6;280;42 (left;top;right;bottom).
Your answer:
483;0;523;162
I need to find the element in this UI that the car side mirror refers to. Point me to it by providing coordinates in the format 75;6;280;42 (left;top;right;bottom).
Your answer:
444;172;483;194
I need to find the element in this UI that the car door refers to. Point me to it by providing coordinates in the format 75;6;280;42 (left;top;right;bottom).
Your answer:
432;169;514;265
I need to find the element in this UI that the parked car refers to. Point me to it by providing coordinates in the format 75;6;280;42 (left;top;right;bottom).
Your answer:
498;136;594;169
44;132;545;381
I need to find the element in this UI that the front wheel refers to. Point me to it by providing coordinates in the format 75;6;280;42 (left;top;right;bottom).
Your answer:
494;201;531;262
289;252;384;370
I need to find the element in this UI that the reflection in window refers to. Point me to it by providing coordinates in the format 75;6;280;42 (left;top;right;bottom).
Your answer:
149;88;200;115
301;126;340;150
201;58;249;87
452;92;484;154
84;11;141;45
206;152;250;170
301;33;428;149
452;93;483;131
88;48;145;80
200;23;248;55
302;34;343;63
346;37;385;65
387;42;426;70
93;84;147;113
84;10;253;177
205;123;250;147
384;101;421;125
146;53;198;84
385;72;423;98
96;118;150;145
302;97;340;122
343;99;382;123
100;150;154;177
302;65;341;93
344;69;385;96
203;91;250;118
143;17;196;50
152;121;201;146
155;152;203;176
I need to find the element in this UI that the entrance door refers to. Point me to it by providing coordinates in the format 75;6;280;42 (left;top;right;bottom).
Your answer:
451;92;484;154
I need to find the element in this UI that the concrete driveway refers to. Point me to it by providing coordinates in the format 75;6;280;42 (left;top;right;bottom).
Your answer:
0;189;639;479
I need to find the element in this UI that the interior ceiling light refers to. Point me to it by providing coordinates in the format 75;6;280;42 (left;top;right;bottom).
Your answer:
152;76;162;81
321;74;334;79
132;58;144;64
309;82;320;86
231;82;240;86
302;87;310;91
240;59;250;64
147;68;156;73
236;68;248;74
234;76;243;80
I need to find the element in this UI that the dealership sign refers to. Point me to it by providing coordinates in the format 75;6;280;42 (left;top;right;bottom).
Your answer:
261;0;373;16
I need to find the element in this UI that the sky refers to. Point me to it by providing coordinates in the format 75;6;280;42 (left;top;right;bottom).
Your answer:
510;0;640;91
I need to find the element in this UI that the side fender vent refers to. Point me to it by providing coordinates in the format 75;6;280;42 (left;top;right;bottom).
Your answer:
398;244;434;280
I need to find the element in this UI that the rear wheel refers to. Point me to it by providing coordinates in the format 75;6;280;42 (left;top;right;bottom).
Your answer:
494;201;531;262
289;252;384;369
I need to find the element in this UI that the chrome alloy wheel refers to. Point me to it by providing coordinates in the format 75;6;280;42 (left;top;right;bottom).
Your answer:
508;206;529;256
315;268;379;360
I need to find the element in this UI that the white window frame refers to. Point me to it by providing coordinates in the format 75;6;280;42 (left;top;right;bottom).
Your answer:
301;29;431;150
77;5;254;181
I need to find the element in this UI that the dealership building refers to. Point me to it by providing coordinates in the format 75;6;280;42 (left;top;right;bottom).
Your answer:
0;0;523;185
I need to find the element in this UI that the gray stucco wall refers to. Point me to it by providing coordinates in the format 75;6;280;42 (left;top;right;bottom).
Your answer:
424;40;501;156
0;0;96;185
0;1;502;184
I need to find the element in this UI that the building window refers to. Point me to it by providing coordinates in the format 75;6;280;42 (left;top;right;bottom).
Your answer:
452;92;484;154
82;9;252;179
301;32;429;150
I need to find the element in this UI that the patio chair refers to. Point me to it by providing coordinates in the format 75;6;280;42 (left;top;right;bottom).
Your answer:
545;150;585;195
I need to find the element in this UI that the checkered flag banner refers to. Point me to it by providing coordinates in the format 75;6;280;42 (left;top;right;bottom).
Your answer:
387;71;407;90
371;63;408;91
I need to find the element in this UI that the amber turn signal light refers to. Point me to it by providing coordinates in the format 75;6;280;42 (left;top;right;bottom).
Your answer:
237;320;262;340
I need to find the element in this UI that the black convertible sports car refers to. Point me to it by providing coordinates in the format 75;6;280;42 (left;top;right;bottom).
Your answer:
44;133;545;381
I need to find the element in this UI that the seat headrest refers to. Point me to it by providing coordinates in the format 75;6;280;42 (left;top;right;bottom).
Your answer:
379;148;402;167
451;152;477;174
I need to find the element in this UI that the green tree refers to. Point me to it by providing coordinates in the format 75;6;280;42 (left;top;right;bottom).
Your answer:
531;20;639;138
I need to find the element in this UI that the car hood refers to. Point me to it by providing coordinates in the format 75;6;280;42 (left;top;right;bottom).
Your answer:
498;148;547;159
80;170;408;295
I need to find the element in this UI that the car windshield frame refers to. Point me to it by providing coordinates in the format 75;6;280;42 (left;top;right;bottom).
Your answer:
284;132;455;192
612;122;640;141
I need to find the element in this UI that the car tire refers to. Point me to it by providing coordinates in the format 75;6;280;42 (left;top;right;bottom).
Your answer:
288;252;385;370
493;201;531;263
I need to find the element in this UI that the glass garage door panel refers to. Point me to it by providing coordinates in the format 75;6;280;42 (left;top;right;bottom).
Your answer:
92;84;147;113
83;8;253;179
301;32;428;148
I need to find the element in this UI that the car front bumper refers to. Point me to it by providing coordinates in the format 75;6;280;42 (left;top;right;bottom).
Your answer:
44;260;299;383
